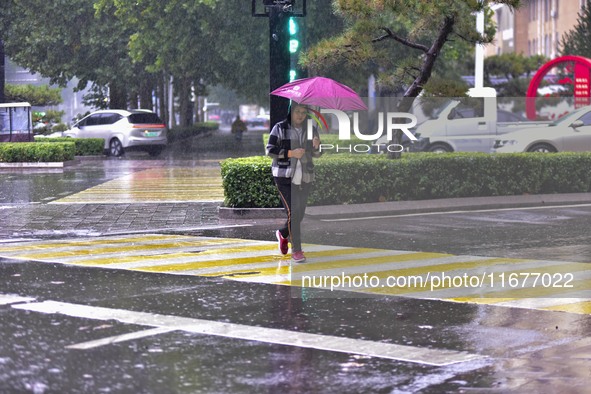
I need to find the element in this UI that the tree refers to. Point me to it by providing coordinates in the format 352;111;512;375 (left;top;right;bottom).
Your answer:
301;0;522;158
0;0;150;109
484;53;547;97
560;0;591;58
4;84;62;106
302;0;521;104
1;0;347;124
100;0;347;120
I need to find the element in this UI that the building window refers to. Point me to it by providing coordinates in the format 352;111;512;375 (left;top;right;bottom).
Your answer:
528;40;531;56
545;0;550;20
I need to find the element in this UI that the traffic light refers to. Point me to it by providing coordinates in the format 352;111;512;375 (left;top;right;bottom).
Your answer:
288;16;299;81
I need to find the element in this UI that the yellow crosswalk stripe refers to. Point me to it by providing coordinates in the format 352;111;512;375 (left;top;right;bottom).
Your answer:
447;266;591;302
15;239;252;260
52;167;224;203
133;247;375;273
71;242;274;266
543;301;591;314
1;234;589;316
0;234;190;253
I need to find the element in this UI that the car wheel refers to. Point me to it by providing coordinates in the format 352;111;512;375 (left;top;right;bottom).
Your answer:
527;143;556;153
109;138;124;157
428;143;453;153
148;147;163;157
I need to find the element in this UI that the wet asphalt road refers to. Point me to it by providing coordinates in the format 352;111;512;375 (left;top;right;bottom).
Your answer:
1;130;591;393
2;258;590;394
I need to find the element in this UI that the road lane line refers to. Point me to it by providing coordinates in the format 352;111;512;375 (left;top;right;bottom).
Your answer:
0;294;35;305
319;203;591;222
13;300;485;366
66;327;177;350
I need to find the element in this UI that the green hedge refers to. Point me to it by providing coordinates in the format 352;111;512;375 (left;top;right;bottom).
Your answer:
221;152;591;207
221;156;281;208
168;122;219;143
35;137;104;156
0;142;76;162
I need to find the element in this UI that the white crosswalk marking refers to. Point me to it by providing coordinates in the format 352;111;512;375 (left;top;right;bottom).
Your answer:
1;234;590;315
13;300;485;366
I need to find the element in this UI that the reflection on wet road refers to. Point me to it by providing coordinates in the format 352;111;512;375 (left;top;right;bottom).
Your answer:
0;159;226;204
51;167;224;204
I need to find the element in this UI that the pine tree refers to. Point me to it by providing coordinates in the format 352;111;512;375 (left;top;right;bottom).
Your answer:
560;0;591;57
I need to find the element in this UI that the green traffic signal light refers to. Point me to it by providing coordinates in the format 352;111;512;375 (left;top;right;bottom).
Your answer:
289;39;299;53
288;17;297;35
288;16;300;81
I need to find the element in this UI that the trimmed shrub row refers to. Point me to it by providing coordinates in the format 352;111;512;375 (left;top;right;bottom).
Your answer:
222;156;282;208
35;137;104;156
221;152;591;207
0;142;76;163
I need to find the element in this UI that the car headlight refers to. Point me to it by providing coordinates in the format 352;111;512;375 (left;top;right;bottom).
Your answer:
493;139;518;149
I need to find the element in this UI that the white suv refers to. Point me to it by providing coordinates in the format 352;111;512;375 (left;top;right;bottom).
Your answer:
64;109;168;157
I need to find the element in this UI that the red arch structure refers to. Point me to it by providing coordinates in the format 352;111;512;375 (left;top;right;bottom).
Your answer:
526;55;591;119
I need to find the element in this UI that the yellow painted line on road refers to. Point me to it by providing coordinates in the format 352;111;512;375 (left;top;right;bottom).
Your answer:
68;241;270;266
1;234;590;316
0;234;192;253
15;239;253;260
445;264;591;304
543;301;591;314
52;167;224;203
134;247;375;274
290;257;514;282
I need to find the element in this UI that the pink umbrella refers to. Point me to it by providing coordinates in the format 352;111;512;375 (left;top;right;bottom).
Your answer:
270;76;367;110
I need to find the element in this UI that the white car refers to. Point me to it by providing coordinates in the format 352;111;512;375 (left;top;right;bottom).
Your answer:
64;109;167;157
492;106;591;153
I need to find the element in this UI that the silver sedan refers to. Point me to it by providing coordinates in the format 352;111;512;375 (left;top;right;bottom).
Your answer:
492;106;591;153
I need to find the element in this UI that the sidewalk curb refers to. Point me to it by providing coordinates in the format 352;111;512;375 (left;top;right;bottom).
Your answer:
218;207;285;219
305;193;591;219
218;193;591;220
0;159;80;169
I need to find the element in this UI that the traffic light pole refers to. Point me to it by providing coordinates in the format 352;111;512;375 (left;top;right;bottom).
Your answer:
252;0;306;129
268;6;290;128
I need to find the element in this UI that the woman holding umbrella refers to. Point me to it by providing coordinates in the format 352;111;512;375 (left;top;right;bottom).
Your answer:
266;103;321;263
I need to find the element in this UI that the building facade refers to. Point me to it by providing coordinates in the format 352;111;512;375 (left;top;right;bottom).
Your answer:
486;0;586;59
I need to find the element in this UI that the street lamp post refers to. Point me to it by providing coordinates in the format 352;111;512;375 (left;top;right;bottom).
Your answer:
252;0;306;128
474;1;485;90
0;40;5;103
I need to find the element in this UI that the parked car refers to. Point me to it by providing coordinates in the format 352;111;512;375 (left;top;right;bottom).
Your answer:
64;109;167;157
492;105;591;153
245;115;270;130
411;88;550;153
370;107;527;154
